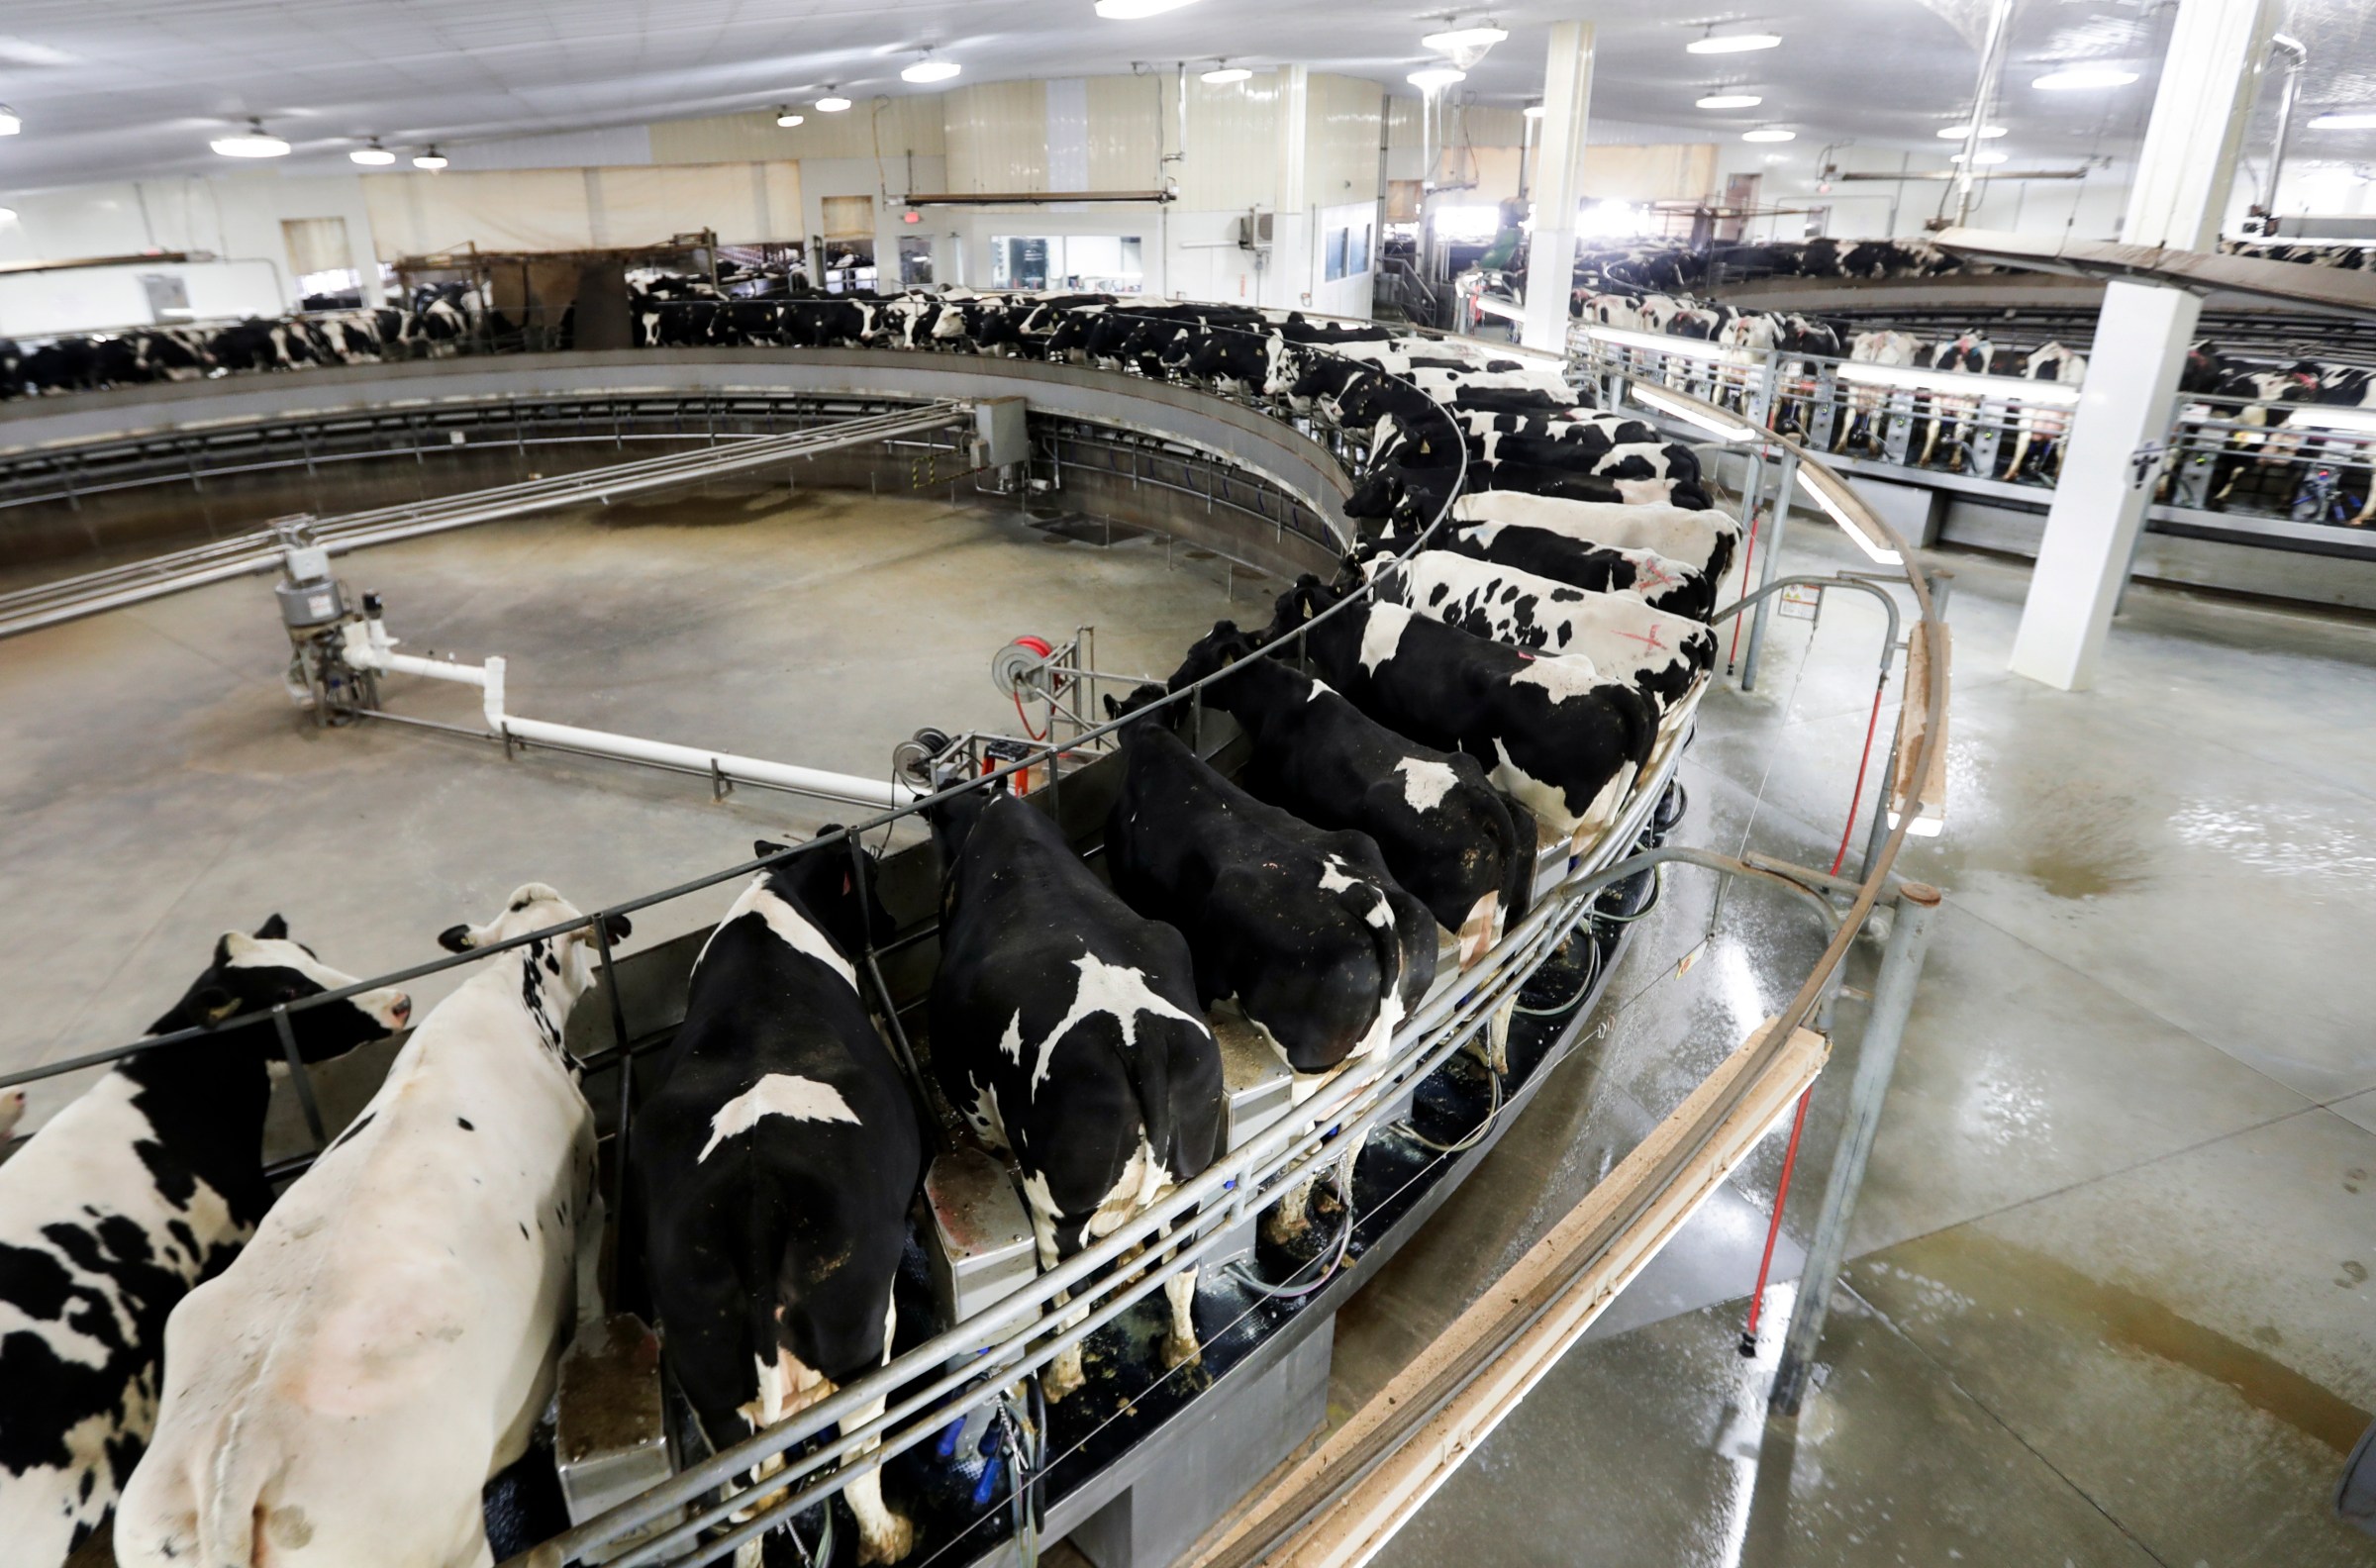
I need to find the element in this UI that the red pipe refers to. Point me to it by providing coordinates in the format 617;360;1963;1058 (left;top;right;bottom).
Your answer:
1831;677;1890;877
1740;1085;1815;1355
1726;500;1763;675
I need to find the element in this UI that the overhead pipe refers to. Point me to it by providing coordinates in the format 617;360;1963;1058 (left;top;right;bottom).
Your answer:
2256;34;2308;225
1948;0;2015;229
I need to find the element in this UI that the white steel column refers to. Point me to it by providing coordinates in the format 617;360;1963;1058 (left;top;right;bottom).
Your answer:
2008;0;2276;690
1519;22;1594;354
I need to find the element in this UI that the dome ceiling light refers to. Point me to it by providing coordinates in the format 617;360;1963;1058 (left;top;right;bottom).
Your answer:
1935;123;2008;139
775;106;805;127
2031;65;2138;90
1408;66;1467;93
1202;62;1253;84
902;51;960;84
349;138;395;165
817;88;852;112
1094;0;1201;17
1422;21;1508;70
1741;127;1796;143
211;118;290;158
0;106;21;137
413;146;448;169
1696;92;1762;109
1688;29;1782;54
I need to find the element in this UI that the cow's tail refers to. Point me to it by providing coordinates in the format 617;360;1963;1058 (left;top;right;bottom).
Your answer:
1495;790;1539;935
1338;879;1405;1049
1613;682;1659;772
742;1193;791;1422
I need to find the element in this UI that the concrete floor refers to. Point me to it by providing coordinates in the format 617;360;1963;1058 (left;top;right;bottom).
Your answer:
0;482;1242;1127
1353;526;2376;1568
7;480;2372;1567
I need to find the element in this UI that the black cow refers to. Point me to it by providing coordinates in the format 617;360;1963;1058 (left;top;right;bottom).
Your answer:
1104;720;1435;1075
0;921;410;1566
929;789;1223;1401
635;838;922;1566
1266;579;1655;852
1160;622;1536;967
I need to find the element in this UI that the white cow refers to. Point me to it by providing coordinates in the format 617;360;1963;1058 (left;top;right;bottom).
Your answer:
115;885;628;1568
1360;550;1717;710
0;1086;24;1142
1452;491;1740;582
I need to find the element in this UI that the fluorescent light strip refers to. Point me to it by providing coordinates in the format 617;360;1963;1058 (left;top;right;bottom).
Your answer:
1629;382;1756;442
2284;406;2376;437
1834;360;2081;405
1585;323;1731;363
1796;466;1902;565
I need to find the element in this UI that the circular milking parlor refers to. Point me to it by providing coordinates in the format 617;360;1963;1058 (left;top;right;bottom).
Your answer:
0;317;1947;1568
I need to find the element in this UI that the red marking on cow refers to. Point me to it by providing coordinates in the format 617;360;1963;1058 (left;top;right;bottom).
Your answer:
1634;559;1677;592
1613;625;1667;652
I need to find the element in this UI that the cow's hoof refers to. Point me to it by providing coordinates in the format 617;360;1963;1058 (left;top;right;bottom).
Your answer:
1162;1332;1204;1373
857;1512;916;1565
1042;1358;1086;1404
1259;1210;1311;1249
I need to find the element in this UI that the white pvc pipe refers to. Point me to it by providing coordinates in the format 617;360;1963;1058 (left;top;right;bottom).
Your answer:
347;622;917;809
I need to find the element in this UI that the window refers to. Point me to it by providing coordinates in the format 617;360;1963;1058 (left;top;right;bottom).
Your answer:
821;196;875;240
1349;224;1371;276
990;235;1145;293
282;217;359;300
1324;227;1350;282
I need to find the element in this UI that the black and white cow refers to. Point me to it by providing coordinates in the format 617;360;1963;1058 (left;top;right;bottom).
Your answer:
2003;342;2088;481
1451;491;1741;582
929;789;1222;1401
1835;329;1922;454
115;887;623;1568
0;921;409;1568
636;839;923;1566
1358;549;1716;710
1377;518;1715;621
1912;332;1996;470
1264;579;1655;849
1104;719;1434;1075
1161;622;1536;966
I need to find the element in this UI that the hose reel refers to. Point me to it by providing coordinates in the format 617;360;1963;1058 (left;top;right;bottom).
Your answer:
989;635;1062;700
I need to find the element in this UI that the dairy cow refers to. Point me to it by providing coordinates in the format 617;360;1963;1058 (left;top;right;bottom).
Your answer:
929;790;1223;1401
115;886;625;1568
1359;549;1716;710
1103;719;1435;1075
1377;519;1715;621
1451;491;1740;582
1159;622;1536;966
0;922;409;1568
636;840;923;1566
1264;580;1655;848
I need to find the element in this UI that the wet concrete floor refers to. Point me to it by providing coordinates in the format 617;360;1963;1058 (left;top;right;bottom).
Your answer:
1355;527;2376;1568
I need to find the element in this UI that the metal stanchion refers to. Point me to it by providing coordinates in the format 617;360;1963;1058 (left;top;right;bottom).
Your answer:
1768;881;1942;1417
1738;447;1800;693
272;1005;331;1151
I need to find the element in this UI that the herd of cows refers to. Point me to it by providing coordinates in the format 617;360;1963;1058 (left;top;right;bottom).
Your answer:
0;307;1738;1567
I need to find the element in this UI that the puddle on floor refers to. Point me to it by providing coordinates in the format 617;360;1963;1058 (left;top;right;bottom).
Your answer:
1864;1228;2371;1455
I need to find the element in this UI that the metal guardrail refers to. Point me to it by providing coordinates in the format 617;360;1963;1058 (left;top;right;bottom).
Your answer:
0;404;969;638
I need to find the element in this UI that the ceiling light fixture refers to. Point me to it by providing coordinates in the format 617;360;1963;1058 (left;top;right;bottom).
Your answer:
1741;128;1796;143
349;138;395;165
1408;66;1467;92
2309;110;2376;131
1687;30;1782;54
1935;123;2008;139
1950;149;2010;165
0;106;20;137
0;207;17;223
1094;0;1201;17
903;52;960;83
1202;62;1253;84
775;106;805;127
413;146;448;169
1422;24;1509;52
211;119;291;158
1797;464;1903;564
1523;103;1545;119
1697;92;1762;109
816;90;852;112
2031;65;2138;90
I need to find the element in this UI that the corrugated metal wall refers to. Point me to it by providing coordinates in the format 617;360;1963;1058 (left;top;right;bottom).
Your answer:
1305;73;1385;205
942;80;1051;193
648;100;943;163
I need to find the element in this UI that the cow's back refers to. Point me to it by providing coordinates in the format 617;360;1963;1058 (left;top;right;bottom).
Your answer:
115;980;593;1568
0;1072;246;1567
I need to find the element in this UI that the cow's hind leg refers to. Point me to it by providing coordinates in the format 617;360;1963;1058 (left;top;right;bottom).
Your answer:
1162;1265;1201;1371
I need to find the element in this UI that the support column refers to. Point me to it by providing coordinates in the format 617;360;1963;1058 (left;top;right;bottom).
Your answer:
1519;22;1594;354
2007;0;2276;690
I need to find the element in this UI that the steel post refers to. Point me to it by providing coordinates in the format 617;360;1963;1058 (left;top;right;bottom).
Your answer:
1769;881;1941;1417
272;1005;330;1150
1739;448;1799;693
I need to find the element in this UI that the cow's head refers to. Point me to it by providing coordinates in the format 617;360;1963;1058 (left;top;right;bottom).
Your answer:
1261;575;1347;641
1165;620;1265;692
148;915;411;1062
752;833;893;963
1101;682;1175;727
437;884;630;1009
